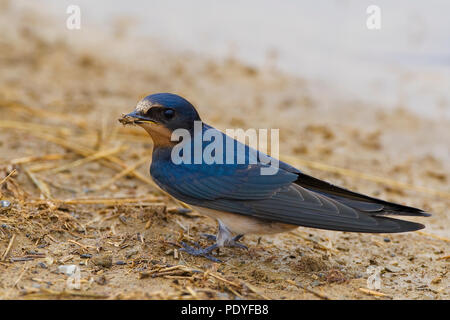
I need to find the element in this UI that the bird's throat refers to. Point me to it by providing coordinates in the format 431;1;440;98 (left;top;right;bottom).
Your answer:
138;123;175;147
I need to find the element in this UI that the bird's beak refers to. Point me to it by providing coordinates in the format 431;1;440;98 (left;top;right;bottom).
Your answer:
125;110;158;124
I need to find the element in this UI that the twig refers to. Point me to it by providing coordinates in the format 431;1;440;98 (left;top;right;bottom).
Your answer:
47;145;126;174
40;176;78;193
1;234;16;261
0;120;72;136
185;286;199;299
22;288;109;299
224;284;244;299
29;197;164;206
207;272;241;288
67;239;96;250
286;280;331;300
13;263;29;288
359;288;390;298
290;231;339;254
0;169;17;186
3;101;87;129
28;163;61;173
88;156;148;191
24;168;51;199
9;154;66;165
139;265;195;279
417;231;450;242
241;281;271;300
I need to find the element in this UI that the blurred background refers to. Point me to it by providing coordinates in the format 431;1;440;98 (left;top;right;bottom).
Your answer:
26;0;450;118
0;0;448;300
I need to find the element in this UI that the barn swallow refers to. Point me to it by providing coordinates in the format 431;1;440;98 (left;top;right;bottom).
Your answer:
121;93;430;262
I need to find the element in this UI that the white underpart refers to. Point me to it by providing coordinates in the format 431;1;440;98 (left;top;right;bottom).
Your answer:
192;205;297;247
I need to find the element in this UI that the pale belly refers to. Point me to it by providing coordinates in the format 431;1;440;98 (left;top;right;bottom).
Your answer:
192;206;297;235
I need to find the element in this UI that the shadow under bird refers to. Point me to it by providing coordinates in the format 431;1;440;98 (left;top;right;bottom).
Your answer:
120;93;430;262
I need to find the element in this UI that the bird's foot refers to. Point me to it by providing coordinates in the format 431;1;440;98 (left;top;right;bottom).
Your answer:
201;233;248;250
179;241;222;263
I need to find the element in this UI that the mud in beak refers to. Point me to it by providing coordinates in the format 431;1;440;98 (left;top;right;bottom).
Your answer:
119;110;158;125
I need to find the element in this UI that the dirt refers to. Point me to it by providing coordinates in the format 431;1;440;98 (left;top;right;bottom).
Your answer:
0;2;448;300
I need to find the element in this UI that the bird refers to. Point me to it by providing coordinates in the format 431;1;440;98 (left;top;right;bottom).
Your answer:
120;93;430;262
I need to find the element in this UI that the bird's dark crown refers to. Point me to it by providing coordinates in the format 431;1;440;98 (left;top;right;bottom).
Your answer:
130;93;201;132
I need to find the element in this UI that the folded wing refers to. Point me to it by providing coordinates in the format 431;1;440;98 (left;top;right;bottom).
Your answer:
153;156;428;233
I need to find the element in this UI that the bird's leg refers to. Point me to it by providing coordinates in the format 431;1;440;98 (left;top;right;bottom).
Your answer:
179;220;247;262
179;241;221;262
203;220;248;250
201;233;248;250
229;234;248;250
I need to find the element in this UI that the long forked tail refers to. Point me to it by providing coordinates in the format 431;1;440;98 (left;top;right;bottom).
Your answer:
295;172;430;216
293;172;430;233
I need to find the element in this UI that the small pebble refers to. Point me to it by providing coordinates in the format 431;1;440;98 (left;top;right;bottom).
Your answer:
125;248;138;258
0;200;11;213
37;262;47;269
115;260;126;265
92;254;113;268
0;200;11;208
80;254;92;259
95;275;107;285
58;264;78;276
431;277;442;284
384;238;391;243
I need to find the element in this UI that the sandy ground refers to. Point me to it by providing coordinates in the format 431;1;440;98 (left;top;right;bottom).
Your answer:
0;2;448;299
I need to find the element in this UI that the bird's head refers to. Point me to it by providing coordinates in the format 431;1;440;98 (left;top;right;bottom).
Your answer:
121;93;201;146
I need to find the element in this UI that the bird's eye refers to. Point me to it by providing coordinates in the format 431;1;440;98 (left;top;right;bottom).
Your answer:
163;109;175;119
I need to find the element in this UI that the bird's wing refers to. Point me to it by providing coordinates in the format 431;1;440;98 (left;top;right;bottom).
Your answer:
153;160;426;233
196;184;425;233
153;161;298;200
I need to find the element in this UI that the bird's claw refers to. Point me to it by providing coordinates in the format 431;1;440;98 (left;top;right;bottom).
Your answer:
179;241;222;263
229;241;248;250
201;234;248;250
201;233;218;241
